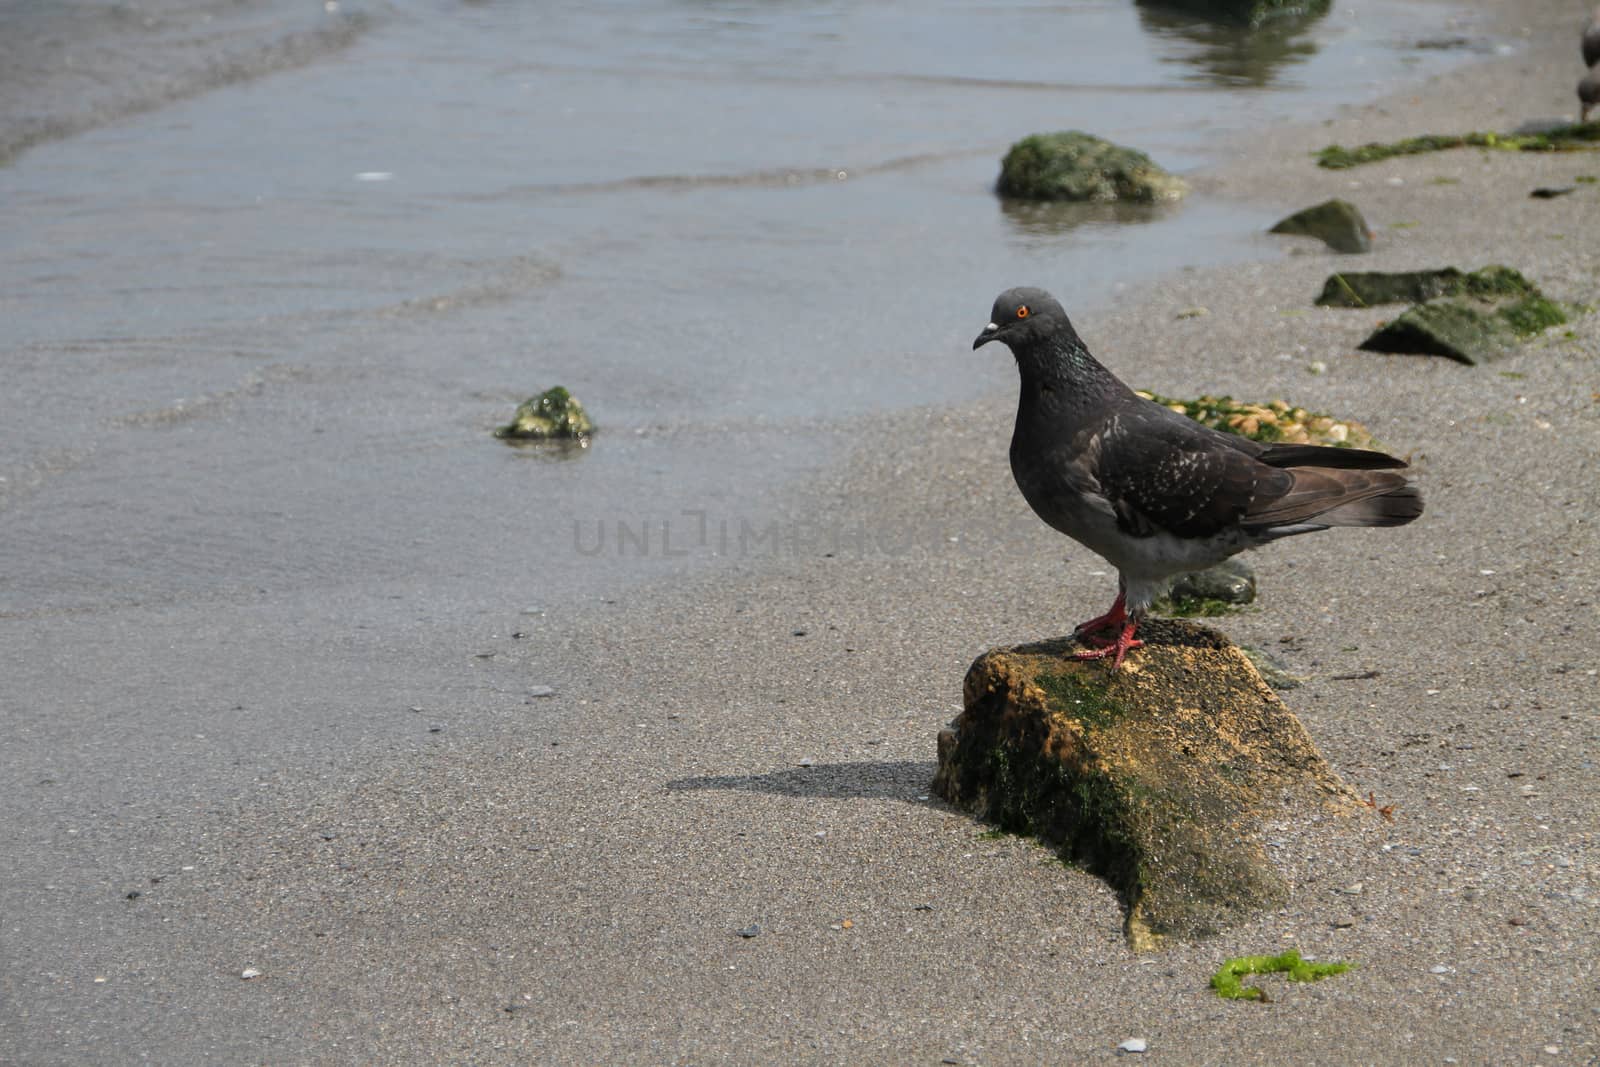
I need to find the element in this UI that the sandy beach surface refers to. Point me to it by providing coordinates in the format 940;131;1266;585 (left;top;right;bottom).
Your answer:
4;0;1599;1063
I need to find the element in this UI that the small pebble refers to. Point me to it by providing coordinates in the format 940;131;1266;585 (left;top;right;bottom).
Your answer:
798;758;814;767
1118;1038;1148;1054
736;924;760;939
528;686;556;698
1430;964;1450;974
241;968;262;980
1544;1046;1561;1055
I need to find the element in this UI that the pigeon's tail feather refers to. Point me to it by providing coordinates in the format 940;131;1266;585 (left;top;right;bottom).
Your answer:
1245;468;1423;530
1312;484;1424;527
1256;443;1408;470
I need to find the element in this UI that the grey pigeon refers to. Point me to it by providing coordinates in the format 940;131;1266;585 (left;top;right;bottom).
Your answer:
974;287;1423;669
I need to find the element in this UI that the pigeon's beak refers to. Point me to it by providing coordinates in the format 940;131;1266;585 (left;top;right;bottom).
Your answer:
973;322;999;350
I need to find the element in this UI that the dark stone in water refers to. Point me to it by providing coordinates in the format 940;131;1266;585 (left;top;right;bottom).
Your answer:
495;385;595;441
1139;0;1329;27
996;131;1187;203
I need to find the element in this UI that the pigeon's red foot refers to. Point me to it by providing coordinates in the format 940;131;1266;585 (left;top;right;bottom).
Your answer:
1071;620;1144;670
1073;592;1130;640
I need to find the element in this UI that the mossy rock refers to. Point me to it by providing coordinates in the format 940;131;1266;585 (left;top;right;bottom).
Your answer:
494;386;595;441
1140;0;1329;27
1358;297;1565;365
996;131;1188;203
1158;557;1257;617
932;622;1361;949
1268;199;1371;254
1316;265;1535;308
1135;391;1379;449
1336;266;1570;365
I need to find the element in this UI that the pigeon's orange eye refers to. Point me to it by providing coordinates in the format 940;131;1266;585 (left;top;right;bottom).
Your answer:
1016;305;1030;319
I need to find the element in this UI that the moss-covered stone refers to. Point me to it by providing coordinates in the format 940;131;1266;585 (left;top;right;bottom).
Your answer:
494;386;595;441
1211;949;1355;1000
996;132;1188;203
1132;0;1328;86
1140;0;1329;27
1316;265;1535;308
1159;557;1256;617
1319;266;1570;365
932;622;1361;949
1268;199;1372;253
1135;391;1379;449
1359;301;1514;364
1316;124;1600;169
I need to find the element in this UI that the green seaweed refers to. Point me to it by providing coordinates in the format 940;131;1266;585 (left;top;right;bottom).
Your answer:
1316;124;1600;169
1211;949;1354;1000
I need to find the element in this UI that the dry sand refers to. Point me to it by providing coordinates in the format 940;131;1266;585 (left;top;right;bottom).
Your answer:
14;1;1600;1063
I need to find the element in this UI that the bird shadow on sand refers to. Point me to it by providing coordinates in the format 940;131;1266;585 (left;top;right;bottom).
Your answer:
665;760;938;803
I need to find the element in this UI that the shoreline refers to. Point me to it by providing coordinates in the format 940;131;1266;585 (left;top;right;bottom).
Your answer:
6;1;1599;1061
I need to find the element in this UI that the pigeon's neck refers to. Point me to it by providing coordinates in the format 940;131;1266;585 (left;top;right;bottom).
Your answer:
1014;334;1130;416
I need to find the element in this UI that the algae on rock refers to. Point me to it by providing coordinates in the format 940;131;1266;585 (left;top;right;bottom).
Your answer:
1158;557;1256;617
495;386;595;441
996;132;1188;203
1315;265;1536;308
1319;265;1571;365
932;621;1360;949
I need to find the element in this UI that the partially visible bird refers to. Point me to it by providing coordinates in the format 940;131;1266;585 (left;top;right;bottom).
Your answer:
1582;7;1600;122
974;287;1423;669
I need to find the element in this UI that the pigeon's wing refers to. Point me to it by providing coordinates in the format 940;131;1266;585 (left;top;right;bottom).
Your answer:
1182;417;1408;471
1093;403;1291;540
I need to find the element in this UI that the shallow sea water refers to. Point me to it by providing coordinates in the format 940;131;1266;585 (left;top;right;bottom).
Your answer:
0;0;1490;616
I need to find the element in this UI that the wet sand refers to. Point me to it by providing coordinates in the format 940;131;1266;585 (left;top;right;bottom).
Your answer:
4;0;1599;1062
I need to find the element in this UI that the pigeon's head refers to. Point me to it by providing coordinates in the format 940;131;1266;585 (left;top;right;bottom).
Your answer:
972;287;1069;352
